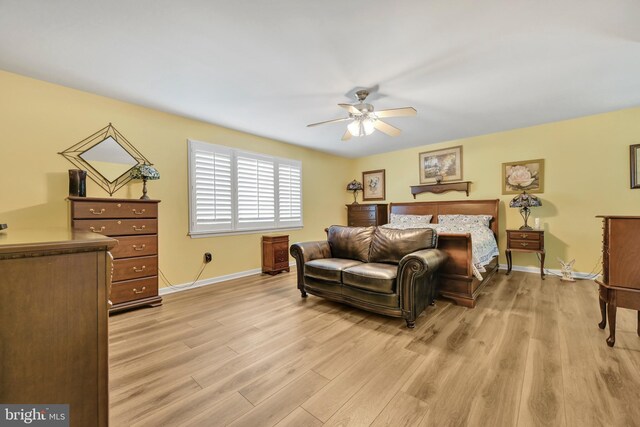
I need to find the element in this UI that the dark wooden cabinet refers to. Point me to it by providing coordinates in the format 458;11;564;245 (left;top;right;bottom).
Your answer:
262;235;290;275
69;196;162;313
0;229;115;426
505;229;545;279
346;203;388;227
596;215;640;347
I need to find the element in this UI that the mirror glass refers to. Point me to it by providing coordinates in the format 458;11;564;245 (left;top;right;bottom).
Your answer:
79;136;138;183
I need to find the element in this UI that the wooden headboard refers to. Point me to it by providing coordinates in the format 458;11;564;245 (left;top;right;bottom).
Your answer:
389;199;500;237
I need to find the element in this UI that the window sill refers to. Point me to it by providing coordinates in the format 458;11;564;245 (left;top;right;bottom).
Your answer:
189;226;303;238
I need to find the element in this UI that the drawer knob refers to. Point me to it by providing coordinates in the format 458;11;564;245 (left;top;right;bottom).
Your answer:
133;266;146;273
89;208;106;215
133;286;146;294
89;226;106;233
132;225;146;231
132;209;146;215
520;234;528;238
520;242;529;247
133;244;146;251
117;203;122;208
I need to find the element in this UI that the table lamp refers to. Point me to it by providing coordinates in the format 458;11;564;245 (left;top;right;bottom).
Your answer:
346;180;363;204
130;164;160;200
509;191;541;230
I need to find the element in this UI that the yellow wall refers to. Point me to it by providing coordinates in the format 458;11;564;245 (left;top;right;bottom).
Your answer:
0;70;352;286
353;107;640;272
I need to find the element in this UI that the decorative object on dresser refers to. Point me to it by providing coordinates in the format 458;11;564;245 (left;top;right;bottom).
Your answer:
69;196;162;313
347;203;388;227
130;163;160;200
596;215;640;347
418;145;463;184
0;228;115;426
59;123;152;196
502;158;544;194
505;229;545;279
558;258;576;282
389;199;500;308
262;235;290;275
631;144;640;188
362;169;385;201
346;179;364;204
410;181;471;198
509;191;542;230
68;168;87;197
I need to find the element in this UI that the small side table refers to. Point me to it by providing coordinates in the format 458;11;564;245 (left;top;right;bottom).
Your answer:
505;229;545;279
262;235;290;275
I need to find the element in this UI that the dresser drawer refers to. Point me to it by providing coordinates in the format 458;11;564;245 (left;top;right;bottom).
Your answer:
507;231;540;241
274;246;289;264
110;276;158;304
73;201;157;219
112;255;158;282
110;235;158;259
348;220;376;227
74;219;157;236
509;239;541;250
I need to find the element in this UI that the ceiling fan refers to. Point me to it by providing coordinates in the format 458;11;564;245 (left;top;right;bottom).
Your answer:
307;89;417;141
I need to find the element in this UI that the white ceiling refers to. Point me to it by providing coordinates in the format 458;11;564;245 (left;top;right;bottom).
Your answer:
1;1;639;158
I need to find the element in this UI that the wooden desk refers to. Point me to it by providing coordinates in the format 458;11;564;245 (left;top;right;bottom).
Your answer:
505;229;545;279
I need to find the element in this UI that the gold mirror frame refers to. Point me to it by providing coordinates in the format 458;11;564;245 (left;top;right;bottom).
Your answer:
59;123;150;195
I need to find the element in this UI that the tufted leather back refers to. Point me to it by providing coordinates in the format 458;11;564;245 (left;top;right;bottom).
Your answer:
369;227;437;264
327;225;375;262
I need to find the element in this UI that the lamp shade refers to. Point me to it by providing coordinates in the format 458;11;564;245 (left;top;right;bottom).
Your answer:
509;191;541;208
346;180;363;191
130;164;160;181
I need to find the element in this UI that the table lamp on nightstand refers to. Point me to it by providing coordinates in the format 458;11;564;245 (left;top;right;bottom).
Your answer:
509;191;541;230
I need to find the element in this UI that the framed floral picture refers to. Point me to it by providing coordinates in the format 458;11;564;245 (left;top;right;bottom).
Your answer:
418;146;463;184
502;159;545;194
362;169;385;201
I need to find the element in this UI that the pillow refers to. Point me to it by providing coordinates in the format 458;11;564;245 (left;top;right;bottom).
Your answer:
327;225;375;262
389;213;433;228
438;214;492;228
369;227;437;264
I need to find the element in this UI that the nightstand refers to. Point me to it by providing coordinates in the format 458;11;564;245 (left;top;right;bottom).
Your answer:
505;229;545;279
262;235;290;275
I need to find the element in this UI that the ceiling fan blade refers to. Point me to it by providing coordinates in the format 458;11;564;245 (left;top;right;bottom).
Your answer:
307;117;350;127
373;120;401;137
373;107;417;118
338;103;361;115
341;129;352;141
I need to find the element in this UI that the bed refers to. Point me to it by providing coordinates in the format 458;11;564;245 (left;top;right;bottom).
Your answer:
388;199;500;308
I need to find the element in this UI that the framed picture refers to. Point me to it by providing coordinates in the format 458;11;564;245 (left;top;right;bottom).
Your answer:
362;169;385;201
631;144;640;189
502;158;545;194
418;145;463;184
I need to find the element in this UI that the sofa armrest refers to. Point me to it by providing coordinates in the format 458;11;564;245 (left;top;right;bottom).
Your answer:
290;241;331;292
399;248;448;274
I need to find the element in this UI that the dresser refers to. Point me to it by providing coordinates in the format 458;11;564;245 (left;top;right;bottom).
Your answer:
0;228;115;426
69;196;162;313
346;203;388;227
505;229;545;279
262;235;290;275
596;216;640;347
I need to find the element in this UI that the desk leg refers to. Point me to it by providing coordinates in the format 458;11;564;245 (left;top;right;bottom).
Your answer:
607;300;617;347
540;251;545;280
598;298;607;329
505;250;512;275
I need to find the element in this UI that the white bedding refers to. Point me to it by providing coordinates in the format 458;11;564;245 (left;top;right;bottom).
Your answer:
381;222;499;280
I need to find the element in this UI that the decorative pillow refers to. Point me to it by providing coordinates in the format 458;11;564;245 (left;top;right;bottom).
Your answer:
389;213;433;228
438;214;492;228
369;227;436;264
327;225;375;262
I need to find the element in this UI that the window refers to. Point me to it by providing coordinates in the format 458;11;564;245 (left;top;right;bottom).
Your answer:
188;139;303;235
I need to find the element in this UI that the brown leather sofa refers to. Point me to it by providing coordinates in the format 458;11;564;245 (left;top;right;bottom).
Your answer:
290;225;447;328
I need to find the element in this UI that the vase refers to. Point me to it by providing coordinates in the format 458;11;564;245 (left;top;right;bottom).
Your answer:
69;169;87;197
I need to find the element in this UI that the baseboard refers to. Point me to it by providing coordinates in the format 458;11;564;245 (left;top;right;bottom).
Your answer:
159;261;296;296
498;264;599;280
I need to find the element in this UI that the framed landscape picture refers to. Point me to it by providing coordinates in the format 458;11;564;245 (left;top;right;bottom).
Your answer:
362;169;385;201
418;146;463;184
502;158;545;194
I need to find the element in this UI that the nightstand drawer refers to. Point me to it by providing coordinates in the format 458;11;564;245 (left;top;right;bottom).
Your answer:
507;231;540;241
509;239;541;250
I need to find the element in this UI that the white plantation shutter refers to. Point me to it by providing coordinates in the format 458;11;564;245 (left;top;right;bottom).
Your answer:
189;140;233;233
188;139;303;235
277;161;302;227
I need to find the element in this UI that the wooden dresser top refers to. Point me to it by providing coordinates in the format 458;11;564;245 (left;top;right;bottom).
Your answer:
0;228;116;254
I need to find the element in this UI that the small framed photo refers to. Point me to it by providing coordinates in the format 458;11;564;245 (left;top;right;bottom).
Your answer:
502;158;545;194
362;169;385;201
418;145;463;184
631;144;640;189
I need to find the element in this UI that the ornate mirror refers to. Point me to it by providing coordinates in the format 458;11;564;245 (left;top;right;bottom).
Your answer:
59;123;150;195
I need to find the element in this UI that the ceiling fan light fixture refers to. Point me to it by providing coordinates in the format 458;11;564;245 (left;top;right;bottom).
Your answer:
348;116;376;137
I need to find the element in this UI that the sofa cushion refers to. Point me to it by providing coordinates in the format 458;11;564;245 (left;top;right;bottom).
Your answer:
369;227;436;264
305;258;363;283
327;225;375;262
343;263;398;294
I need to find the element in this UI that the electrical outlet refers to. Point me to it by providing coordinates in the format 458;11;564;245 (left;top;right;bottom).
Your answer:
204;252;212;263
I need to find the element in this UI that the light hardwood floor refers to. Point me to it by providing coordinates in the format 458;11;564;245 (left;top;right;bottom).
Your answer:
109;269;640;426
